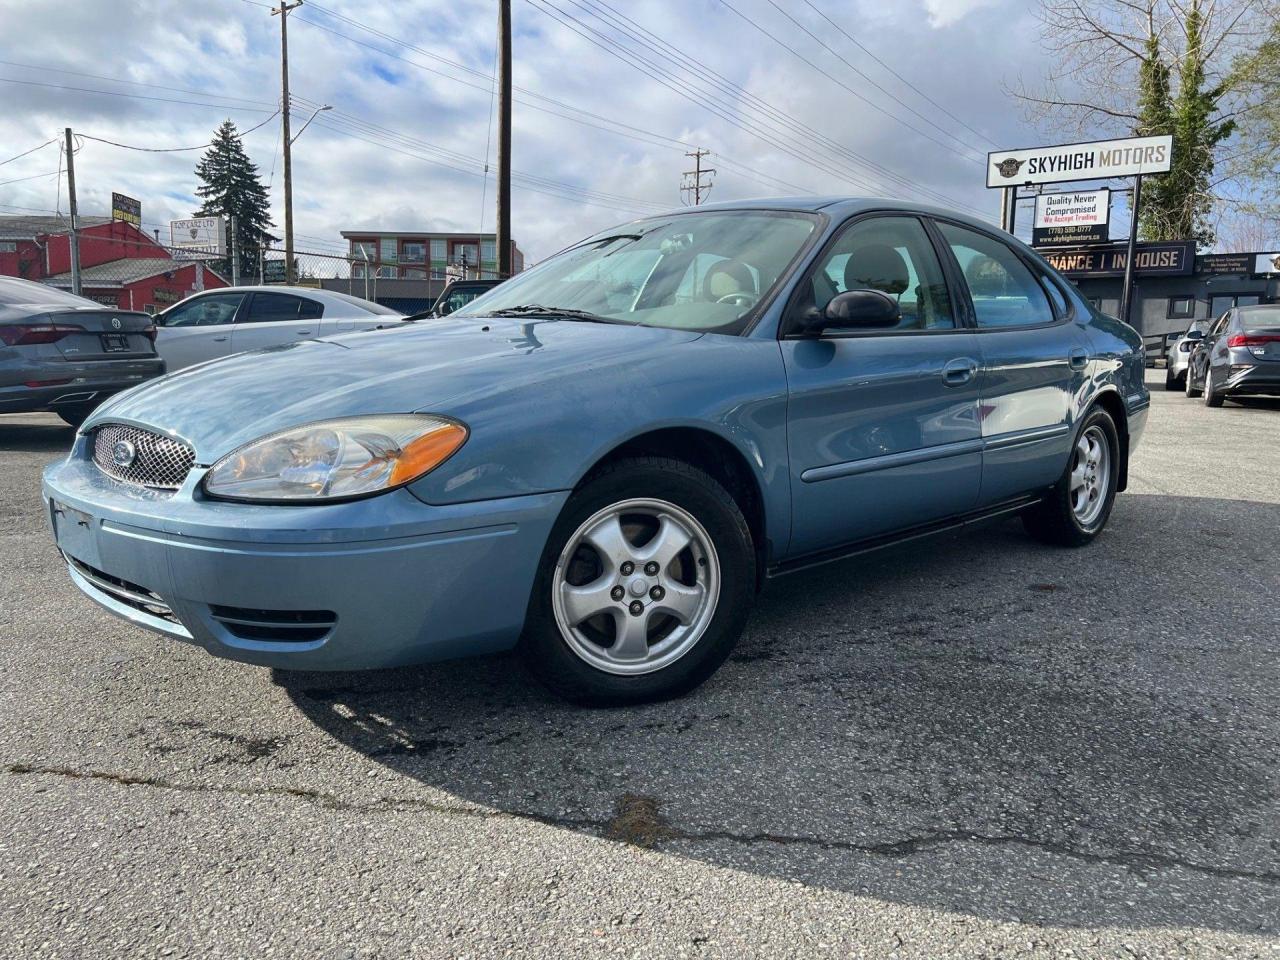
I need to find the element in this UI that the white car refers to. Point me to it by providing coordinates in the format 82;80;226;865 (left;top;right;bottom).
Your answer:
154;286;403;371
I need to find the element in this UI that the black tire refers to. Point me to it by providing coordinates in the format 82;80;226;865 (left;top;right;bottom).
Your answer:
56;403;98;428
1203;369;1225;407
1164;369;1182;391
1185;365;1202;398
520;456;755;706
1022;406;1120;548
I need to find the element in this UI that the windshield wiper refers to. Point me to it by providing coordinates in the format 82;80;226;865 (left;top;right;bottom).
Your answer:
487;305;618;324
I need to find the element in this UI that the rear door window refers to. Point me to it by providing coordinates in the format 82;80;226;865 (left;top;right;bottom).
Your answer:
242;293;306;323
937;222;1055;329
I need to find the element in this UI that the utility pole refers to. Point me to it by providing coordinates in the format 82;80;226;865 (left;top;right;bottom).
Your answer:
229;215;241;286
496;0;513;279
681;149;715;205
273;0;303;285
63;127;81;296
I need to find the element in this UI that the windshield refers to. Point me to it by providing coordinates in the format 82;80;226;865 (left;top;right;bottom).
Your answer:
455;210;820;334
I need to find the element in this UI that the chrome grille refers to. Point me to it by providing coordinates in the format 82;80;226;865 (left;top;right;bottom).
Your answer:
93;424;195;490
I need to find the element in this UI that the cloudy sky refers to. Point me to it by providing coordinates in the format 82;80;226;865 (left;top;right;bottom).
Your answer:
0;0;1066;263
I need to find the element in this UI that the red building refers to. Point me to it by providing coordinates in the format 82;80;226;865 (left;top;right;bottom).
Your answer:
0;215;228;312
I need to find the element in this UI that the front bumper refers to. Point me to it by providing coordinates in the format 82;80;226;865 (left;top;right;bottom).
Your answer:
42;445;566;670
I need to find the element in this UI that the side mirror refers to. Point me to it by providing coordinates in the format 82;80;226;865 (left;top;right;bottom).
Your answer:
1184;330;1204;342
802;289;900;334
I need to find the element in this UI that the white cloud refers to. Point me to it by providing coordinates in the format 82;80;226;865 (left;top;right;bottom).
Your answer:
0;0;1047;262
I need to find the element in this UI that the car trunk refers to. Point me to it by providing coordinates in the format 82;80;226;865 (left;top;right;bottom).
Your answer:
44;308;157;360
1241;323;1280;362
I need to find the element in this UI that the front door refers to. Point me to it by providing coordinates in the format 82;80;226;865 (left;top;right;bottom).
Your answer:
932;220;1090;505
781;215;982;558
154;291;246;372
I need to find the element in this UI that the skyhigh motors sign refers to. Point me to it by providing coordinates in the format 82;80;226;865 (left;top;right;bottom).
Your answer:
987;135;1173;188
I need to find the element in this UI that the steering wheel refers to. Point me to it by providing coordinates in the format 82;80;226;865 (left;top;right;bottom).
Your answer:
716;292;759;307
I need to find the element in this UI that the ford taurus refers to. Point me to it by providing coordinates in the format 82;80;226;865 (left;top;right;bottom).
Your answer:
42;199;1149;705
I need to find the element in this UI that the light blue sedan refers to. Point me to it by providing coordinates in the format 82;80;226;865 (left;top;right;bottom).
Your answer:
43;199;1149;705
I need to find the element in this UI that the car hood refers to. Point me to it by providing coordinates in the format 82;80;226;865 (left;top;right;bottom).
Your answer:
87;317;702;463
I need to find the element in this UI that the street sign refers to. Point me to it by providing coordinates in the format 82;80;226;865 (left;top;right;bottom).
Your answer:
169;217;226;258
111;192;141;227
262;259;288;284
987;135;1173;188
1040;240;1194;278
1032;189;1110;247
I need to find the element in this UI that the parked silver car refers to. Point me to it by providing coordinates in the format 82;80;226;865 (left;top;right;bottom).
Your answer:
1164;319;1212;390
154;286;403;371
1185;304;1280;406
0;276;163;426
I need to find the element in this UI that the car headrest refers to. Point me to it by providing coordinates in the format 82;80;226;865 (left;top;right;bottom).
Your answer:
704;259;755;300
964;255;1007;297
844;244;909;297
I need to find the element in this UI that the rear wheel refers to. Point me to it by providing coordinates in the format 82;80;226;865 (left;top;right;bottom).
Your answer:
1164;369;1182;391
1185;365;1202;398
1022;407;1119;547
1203;368;1225;407
521;457;755;706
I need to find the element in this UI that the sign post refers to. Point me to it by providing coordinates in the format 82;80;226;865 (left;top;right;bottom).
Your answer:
1118;175;1143;330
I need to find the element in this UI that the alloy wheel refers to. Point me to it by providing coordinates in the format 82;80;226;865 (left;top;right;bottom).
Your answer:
551;498;720;676
1069;425;1110;528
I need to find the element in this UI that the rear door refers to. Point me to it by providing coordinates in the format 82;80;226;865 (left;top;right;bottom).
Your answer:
780;213;983;557
932;220;1090;506
231;292;321;355
154;292;246;371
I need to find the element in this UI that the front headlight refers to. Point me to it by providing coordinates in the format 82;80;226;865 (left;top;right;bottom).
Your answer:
203;415;468;502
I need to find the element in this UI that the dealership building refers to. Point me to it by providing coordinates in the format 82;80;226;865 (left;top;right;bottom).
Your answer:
1040;241;1280;344
0;215;228;311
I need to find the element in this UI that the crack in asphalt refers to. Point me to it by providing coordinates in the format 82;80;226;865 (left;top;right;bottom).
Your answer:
8;761;1279;888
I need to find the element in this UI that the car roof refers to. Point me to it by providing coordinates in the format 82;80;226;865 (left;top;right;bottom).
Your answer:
1237;304;1280;315
178;285;400;315
636;196;1001;234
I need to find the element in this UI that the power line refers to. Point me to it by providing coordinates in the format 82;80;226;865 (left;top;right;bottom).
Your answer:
0;137;58;168
756;0;988;156
291;4;811;196
796;0;993;145
0;169;60;188
0;76;280;113
524;0;991;214
76;111;280;153
0;59;277;110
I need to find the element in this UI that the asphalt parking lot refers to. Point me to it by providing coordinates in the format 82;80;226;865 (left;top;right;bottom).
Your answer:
1;374;1277;959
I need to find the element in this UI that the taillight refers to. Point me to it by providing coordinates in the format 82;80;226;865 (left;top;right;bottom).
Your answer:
1227;334;1280;348
142;325;157;343
0;323;82;346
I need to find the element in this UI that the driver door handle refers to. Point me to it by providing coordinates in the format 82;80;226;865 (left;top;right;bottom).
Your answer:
212;336;229;342
1069;347;1089;370
942;357;979;386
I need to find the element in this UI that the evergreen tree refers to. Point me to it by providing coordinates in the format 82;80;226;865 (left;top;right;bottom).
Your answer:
193;120;274;280
1134;27;1173;239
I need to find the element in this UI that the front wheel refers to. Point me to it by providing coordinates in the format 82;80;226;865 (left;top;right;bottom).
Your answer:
1022;407;1120;547
1185;366;1202;398
521;457;755;706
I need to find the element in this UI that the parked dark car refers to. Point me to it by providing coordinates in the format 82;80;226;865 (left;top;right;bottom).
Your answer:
0;276;162;426
430;278;503;317
44;199;1148;705
1185;304;1280;406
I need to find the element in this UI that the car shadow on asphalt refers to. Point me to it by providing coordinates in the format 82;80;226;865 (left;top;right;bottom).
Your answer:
0;417;77;454
275;494;1280;935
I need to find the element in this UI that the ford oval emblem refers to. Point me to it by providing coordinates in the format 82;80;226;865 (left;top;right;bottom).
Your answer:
111;440;136;468
111;317;122;330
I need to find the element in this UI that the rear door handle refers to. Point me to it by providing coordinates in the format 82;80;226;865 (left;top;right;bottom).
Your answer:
212;336;229;342
1069;348;1089;370
942;357;979;386
297;330;312;336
